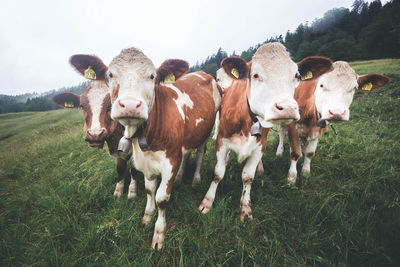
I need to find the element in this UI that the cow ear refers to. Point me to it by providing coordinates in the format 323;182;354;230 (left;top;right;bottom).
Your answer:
221;56;249;80
156;59;189;84
357;74;390;91
70;54;108;80
297;56;333;81
52;92;81;108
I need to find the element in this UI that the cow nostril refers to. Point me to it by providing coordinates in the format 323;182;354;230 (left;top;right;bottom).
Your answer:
275;103;284;111
118;100;125;108
136;101;142;109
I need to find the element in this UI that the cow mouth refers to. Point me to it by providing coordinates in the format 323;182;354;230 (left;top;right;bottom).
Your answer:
85;140;105;148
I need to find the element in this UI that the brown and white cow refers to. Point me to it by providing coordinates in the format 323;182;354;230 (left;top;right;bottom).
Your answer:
70;48;222;250
275;61;390;185
53;55;137;199
198;43;333;221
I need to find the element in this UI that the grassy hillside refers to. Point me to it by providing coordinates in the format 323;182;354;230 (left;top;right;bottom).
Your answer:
1;59;399;266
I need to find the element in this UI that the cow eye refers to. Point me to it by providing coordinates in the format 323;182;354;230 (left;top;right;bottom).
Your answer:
150;74;155;80
109;72;113;78
320;84;323;88
253;74;259;79
295;73;301;80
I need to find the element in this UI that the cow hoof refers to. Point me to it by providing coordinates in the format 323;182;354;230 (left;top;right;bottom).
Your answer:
198;200;212;214
192;176;201;188
151;233;164;250
142;213;152;225
301;168;311;176
287;172;297;185
113;190;123;199
240;207;253;222
175;175;183;184
276;147;284;157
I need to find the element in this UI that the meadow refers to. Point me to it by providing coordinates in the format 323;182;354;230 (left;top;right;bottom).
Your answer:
1;59;399;266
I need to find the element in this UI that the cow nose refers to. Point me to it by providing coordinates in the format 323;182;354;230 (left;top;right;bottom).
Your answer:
115;97;144;118
328;109;346;120
86;128;107;139
273;100;299;120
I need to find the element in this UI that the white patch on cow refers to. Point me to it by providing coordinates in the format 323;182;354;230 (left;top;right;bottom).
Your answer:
184;72;207;81
87;81;109;130
276;125;287;156
302;138;319;175
163;83;194;120
288;158;298;185
216;67;233;92
113;179;124;198
222;134;262;163
248;43;299;127
195;118;204;126
315;61;358;121
212;79;222;111
212;112;219;140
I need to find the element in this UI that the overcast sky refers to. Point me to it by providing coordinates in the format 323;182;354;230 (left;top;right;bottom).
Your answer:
0;0;388;95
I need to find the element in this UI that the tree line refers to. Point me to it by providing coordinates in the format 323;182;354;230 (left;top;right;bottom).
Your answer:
192;0;399;73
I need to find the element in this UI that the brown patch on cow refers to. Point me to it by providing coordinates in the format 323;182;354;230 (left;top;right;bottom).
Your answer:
111;84;120;103
145;189;152;196
213;175;222;183
157;200;169;209
116;157;127;182
242;177;253;185
105;123;125;156
297;56;333;80
100;93;119;136
306;152;314;158
294;79;320;127
79;91;93;130
288;122;301;160
70;54;108;80
155;59;189;84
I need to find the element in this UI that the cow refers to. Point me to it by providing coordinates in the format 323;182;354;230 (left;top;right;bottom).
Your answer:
69;48;222;250
52;55;137;199
275;60;390;185
198;42;333;221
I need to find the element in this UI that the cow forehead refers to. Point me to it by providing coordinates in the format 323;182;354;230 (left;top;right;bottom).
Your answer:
252;43;296;75
319;61;358;90
83;81;109;101
109;47;156;76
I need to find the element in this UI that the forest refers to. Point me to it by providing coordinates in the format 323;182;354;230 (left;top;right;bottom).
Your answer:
1;0;399;114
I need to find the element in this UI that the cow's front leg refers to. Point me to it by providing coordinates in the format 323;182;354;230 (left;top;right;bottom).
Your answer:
143;178;157;225
127;164;137;199
192;141;207;187
240;149;262;221
301;138;319;176
152;163;178;250
276;125;287;157
287;123;301;185
198;142;229;214
113;158;126;198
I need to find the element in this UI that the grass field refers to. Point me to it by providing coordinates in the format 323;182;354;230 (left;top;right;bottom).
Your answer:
1;59;399;266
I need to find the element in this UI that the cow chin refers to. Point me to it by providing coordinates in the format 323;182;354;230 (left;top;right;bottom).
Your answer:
86;140;105;148
257;116;299;128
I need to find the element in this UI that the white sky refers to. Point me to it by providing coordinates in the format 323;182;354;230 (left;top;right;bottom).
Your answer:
0;0;388;95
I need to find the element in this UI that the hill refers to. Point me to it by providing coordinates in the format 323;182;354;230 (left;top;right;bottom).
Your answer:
0;59;399;265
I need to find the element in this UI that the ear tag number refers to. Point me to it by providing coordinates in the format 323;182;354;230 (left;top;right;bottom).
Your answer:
84;66;96;80
231;68;239;79
301;71;313;80
164;73;175;84
362;82;373;91
64;101;74;108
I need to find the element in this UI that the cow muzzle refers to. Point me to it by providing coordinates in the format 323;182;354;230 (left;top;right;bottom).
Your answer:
272;100;300;121
327;109;347;121
85;128;107;148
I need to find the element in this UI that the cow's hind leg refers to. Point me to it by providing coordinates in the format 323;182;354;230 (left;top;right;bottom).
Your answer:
287;123;301;185
192;141;207;187
127;163;137;199
240;149;263;221
113;158;126;198
198;142;229;214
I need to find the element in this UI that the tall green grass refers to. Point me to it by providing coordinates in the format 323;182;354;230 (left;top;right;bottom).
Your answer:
1;59;399;266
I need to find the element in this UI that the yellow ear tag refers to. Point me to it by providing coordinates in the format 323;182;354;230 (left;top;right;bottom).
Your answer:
84;66;96;80
64;101;74;108
231;68;239;79
361;82;373;91
164;73;175;84
301;71;313;81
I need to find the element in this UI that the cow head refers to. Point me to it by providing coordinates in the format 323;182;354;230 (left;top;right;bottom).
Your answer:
315;61;390;123
52;55;119;148
72;48;189;138
219;42;333;128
